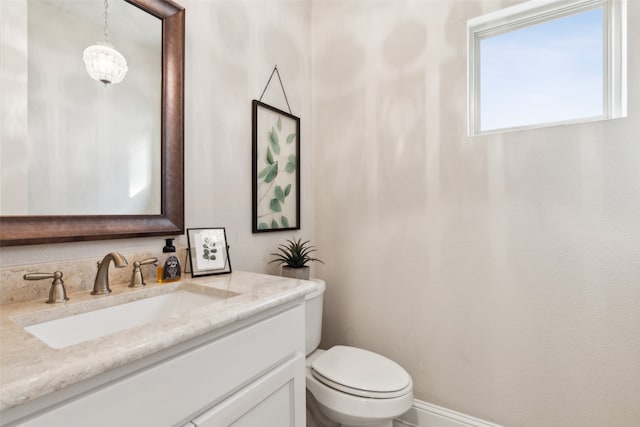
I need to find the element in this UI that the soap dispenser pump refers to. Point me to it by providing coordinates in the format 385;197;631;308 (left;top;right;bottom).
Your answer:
158;238;181;283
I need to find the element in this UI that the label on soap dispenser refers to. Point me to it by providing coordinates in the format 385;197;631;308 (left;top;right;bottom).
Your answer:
162;255;181;282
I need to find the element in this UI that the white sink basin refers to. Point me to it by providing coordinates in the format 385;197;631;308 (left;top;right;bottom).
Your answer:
24;289;229;349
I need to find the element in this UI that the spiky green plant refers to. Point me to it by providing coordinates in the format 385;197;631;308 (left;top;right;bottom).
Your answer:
269;237;324;268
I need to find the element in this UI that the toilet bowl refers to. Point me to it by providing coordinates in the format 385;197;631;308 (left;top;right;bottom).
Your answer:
305;279;413;427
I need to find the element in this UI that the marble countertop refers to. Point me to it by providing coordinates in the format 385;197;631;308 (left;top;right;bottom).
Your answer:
0;271;318;412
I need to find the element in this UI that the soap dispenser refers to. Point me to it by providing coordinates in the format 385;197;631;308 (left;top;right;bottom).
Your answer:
158;238;181;283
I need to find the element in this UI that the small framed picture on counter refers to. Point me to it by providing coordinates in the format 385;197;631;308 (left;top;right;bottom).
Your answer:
186;228;232;277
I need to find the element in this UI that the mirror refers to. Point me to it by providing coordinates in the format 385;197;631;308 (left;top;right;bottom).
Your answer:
0;0;184;246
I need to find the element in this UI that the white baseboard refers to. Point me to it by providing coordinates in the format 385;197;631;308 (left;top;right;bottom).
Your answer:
394;399;503;427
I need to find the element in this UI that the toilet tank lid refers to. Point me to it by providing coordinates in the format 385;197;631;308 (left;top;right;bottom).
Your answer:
311;345;411;394
305;278;326;300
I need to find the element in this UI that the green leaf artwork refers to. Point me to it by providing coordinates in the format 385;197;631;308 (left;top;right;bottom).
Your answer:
254;103;299;231
275;185;285;203
258;162;278;183
285;155;296;174
270;198;282;212
266;147;274;165
269;127;280;155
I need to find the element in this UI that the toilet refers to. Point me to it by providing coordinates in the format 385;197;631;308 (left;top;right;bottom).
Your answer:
305;279;413;427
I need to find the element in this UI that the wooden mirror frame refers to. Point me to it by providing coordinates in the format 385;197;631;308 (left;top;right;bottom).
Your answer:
0;0;185;247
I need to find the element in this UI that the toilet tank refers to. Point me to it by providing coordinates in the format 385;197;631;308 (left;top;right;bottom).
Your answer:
305;278;326;356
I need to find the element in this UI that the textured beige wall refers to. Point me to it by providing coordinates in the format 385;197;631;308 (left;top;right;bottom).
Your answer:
311;1;640;426
2;1;638;425
0;0;315;276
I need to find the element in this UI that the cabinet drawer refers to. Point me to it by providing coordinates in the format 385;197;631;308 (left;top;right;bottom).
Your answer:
17;304;305;427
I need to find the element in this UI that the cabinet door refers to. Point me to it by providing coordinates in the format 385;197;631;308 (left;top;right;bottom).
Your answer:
192;354;305;427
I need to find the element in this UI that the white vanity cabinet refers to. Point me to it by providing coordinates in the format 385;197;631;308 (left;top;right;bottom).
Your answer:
5;301;306;427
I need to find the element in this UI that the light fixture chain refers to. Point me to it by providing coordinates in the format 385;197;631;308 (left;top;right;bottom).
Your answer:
103;0;109;42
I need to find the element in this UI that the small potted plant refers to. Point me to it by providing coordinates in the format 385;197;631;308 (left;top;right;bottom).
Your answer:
269;237;323;280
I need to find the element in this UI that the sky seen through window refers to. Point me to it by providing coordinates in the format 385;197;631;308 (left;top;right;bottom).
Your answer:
479;7;604;132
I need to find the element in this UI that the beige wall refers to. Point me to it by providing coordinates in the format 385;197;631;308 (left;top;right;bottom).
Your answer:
2;0;639;425
0;0;315;276
311;1;640;426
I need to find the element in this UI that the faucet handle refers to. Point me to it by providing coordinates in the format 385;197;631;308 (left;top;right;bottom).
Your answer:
24;271;70;304
129;257;158;288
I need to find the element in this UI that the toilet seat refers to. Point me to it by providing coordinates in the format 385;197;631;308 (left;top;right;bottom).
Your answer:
306;348;414;426
311;345;412;399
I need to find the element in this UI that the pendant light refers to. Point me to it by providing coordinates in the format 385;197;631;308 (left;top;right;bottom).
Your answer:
83;0;128;85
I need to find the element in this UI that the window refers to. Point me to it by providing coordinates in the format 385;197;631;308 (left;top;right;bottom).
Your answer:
467;0;626;135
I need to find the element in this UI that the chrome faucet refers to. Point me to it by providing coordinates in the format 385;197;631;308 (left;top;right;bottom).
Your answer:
92;252;128;295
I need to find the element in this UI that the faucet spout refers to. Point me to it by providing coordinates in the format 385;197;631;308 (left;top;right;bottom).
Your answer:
92;252;128;295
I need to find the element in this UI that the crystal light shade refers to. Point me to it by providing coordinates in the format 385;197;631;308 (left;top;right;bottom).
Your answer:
83;41;128;85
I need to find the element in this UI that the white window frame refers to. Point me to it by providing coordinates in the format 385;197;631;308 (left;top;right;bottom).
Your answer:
467;0;627;136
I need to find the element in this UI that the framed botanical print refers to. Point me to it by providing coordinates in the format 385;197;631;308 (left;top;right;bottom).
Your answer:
252;100;300;232
186;228;232;276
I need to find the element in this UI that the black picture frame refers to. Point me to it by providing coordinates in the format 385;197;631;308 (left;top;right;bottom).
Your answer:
252;100;301;233
186;228;232;277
